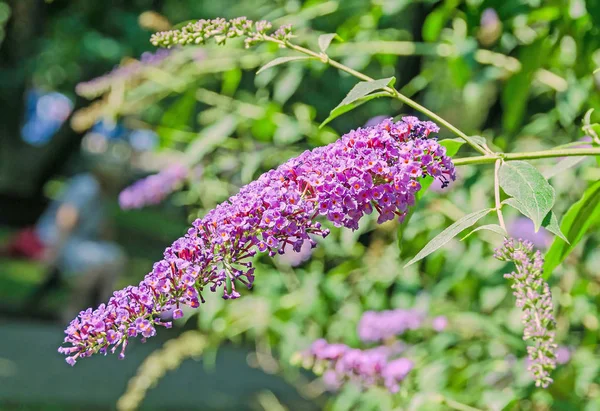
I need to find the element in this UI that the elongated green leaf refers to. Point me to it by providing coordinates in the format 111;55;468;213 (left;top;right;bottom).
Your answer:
320;91;389;128
583;108;594;126
499;161;555;231
469;135;488;148
461;224;507;240
544;181;600;278
256;56;314;75
504;198;568;243
439;138;465;157
541;211;569;243
320;77;395;127
318;33;341;52
543;156;587;179
404;208;493;267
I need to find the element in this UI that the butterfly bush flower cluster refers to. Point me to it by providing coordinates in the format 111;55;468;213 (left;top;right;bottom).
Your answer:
150;17;292;49
76;49;176;98
58;117;455;365
119;163;189;210
495;238;557;388
299;309;448;392
301;339;413;393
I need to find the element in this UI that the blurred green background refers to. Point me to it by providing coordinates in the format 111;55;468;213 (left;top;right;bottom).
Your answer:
0;0;599;410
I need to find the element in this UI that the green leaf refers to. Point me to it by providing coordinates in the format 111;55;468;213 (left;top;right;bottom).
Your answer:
543;156;587;179
416;176;434;201
273;65;304;104
438;138;465;157
461;224;507;240
469;135;488;148
404;208;493;267
335;77;394;107
541;211;568;243
318;33;341;53
422;8;448;43
158;90;197;147
256;56;314;75
499;161;555;231
583;108;594;126
161;89;196;129
544;181;600;278
503;198;567;242
320;77;394;127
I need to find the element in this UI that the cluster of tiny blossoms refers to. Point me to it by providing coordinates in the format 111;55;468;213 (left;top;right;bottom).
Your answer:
495;238;557;388
58;117;455;365
300;339;412;393
119;163;189;210
150;17;292;49
76;49;175;98
299;309;447;392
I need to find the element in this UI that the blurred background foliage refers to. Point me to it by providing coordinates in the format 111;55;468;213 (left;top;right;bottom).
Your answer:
1;0;599;410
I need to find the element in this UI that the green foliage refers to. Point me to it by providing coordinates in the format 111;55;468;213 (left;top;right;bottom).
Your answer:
499;161;555;231
320;77;395;127
257;56;314;75
544;181;600;278
4;0;600;409
318;33;341;53
405;208;493;267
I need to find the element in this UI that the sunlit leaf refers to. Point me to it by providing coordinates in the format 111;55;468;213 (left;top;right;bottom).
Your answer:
499;161;555;231
256;56;313;75
320;76;394;127
405;208;493;267
461;224;507;240
541;211;569;243
544;181;600;278
318;33;341;53
543;156;587;179
274;65;304;104
438;138;465;157
503;198;567;242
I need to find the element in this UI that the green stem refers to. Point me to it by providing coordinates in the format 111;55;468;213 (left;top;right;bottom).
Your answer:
494;160;507;232
453;147;600;166
264;36;490;156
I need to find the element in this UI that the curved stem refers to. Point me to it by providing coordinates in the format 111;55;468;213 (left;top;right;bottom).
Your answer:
264;37;490;155
494;160;507;232
453;147;600;166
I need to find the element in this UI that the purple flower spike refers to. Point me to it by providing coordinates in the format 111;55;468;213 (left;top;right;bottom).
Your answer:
119;163;188;210
495;238;557;388
59;118;455;365
303;339;411;392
